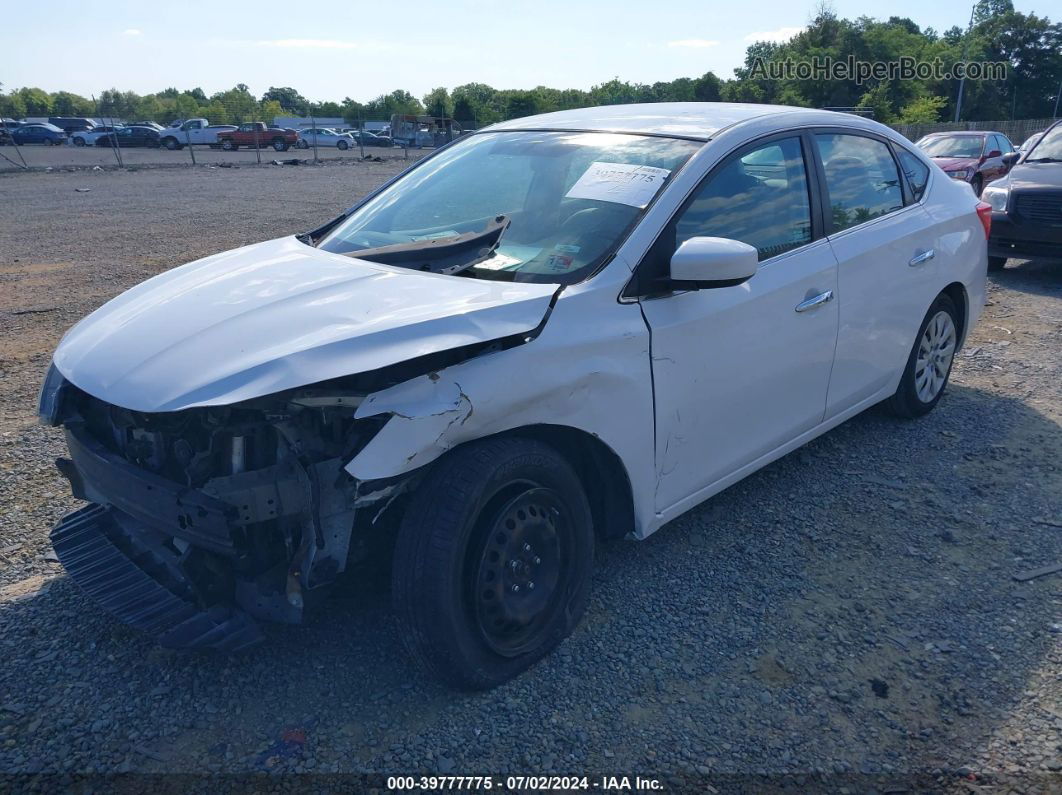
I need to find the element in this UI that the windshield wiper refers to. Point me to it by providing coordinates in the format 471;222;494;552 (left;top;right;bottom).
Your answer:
1024;157;1062;163
347;215;510;276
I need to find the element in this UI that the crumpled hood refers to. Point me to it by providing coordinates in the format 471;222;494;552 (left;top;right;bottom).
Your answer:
54;236;557;412
930;156;979;172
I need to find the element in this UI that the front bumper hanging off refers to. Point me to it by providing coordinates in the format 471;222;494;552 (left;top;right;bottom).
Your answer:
51;504;264;651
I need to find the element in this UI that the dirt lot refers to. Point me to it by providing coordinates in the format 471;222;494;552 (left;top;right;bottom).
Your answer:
0;163;1060;790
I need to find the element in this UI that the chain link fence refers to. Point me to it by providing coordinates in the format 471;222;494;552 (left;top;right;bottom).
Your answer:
0;94;477;172
3;94;1057;173
889;117;1056;146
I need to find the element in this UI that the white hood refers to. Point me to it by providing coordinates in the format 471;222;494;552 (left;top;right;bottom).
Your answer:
54;236;557;412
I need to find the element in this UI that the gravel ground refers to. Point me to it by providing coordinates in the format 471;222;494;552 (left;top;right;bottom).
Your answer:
0;163;1060;791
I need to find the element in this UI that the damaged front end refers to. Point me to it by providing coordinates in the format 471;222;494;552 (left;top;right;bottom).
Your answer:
43;369;403;651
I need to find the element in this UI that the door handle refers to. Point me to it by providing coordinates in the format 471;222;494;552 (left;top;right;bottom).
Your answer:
908;249;935;267
795;290;834;313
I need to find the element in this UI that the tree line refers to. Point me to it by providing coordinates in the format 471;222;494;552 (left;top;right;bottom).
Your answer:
2;1;1059;128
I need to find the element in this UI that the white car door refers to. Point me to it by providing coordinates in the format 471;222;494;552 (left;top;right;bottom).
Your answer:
636;134;840;513
814;132;943;416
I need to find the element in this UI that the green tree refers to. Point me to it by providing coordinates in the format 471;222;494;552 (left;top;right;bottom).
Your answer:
51;91;93;116
897;94;947;123
422;87;453;118
15;87;52;116
262;86;308;112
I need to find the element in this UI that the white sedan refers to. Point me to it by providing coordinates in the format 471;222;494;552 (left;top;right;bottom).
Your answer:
70;125;124;147
295;127;355;150
40;103;987;686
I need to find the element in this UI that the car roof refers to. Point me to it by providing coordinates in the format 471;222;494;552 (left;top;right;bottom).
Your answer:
484;102;843;140
923;131;995;137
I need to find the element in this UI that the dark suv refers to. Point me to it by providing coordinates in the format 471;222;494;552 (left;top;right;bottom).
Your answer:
49;117;97;134
982;120;1062;269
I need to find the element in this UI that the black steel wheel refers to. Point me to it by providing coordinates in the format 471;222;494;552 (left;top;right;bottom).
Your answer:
392;437;594;689
472;487;573;657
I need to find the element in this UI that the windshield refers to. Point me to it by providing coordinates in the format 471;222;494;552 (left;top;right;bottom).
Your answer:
918;135;984;158
318;131;701;283
1025;124;1062;161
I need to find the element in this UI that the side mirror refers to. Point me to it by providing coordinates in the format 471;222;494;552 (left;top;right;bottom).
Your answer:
1002;152;1020;167
670;237;759;288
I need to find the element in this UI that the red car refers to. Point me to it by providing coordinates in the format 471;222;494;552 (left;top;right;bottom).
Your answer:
915;131;1017;196
217;122;299;152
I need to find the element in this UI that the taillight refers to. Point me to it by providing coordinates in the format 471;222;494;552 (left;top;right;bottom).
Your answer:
976;201;992;240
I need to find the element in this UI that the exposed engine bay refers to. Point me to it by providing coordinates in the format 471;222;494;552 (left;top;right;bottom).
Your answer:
45;374;416;651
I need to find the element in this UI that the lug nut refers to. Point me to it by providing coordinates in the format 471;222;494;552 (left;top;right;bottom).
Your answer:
533;556;541;565
511;585;520;593
528;582;535;590
523;543;532;552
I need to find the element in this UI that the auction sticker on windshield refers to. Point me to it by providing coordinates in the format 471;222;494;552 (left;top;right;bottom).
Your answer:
565;162;671;208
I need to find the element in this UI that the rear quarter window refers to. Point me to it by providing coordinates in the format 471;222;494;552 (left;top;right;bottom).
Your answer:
895;148;930;203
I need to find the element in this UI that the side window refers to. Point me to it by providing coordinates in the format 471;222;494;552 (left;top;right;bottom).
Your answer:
673;137;813;261
1000;135;1015;153
816;134;904;232
895;147;930;203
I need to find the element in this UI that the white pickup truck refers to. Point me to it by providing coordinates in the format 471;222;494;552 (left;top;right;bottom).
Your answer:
159;119;237;150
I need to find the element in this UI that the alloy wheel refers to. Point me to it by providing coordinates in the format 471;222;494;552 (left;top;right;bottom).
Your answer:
915;310;957;403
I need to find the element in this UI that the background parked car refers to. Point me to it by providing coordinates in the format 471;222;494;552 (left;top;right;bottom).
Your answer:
71;125;124;147
0;118;21;145
915;131;1016;195
96;125;161;148
340;129;392;147
982;119;1062;270
48;117;96;134
217;122;298;151
12;123;68;145
1017;130;1045;155
295;128;355;150
130;121;165;131
158;119;237;150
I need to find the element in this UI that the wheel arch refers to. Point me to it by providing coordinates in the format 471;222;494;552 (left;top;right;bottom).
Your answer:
501;424;635;541
940;281;969;349
378;424;636;543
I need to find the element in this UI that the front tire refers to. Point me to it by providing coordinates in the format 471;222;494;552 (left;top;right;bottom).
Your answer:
162;137;180;150
220;139;236;151
885;294;959;418
392;437;594;689
296;139;309;150
272;138;288;151
337;139;349;150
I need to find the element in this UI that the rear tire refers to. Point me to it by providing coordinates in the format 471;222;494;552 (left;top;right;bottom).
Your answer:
272;138;288;151
392;437;594;689
988;256;1007;272
221;139;236;151
73;137;85;147
884;293;960;418
296;139;309;150
338;139;349;150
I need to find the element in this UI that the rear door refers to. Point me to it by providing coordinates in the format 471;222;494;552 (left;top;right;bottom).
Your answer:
637;133;839;511
816;131;942;417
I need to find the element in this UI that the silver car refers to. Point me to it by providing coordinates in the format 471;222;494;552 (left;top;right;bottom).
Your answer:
295;128;355;150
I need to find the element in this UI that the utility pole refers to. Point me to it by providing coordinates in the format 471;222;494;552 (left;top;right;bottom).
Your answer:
1054;78;1062;118
954;2;976;123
